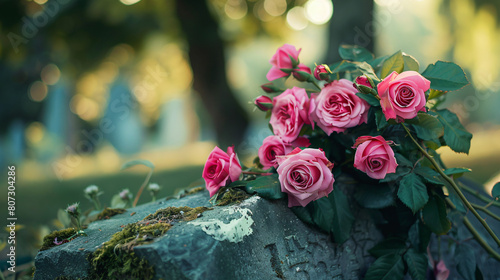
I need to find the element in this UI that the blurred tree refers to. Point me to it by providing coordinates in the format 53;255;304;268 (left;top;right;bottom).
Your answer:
0;0;248;149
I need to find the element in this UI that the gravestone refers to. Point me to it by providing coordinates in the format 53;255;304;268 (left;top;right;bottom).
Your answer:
34;189;382;279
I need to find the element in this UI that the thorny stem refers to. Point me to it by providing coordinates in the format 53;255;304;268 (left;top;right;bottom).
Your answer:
133;168;154;208
445;198;500;261
471;203;500;222
460;183;500;208
402;123;500;248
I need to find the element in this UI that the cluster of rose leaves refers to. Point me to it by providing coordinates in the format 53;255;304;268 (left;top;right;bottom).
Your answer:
203;44;430;208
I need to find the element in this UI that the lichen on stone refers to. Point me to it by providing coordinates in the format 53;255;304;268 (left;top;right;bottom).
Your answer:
40;228;77;251
96;207;126;220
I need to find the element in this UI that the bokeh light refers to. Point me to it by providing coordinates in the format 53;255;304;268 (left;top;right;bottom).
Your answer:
119;0;142;5
25;122;45;144
70;94;100;121
264;0;287;17
286;7;308;31
29;81;48;102
40;64;61;85
305;0;334;25
225;0;248;20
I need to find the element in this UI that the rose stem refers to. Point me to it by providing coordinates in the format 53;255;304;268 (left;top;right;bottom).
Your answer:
402;123;500;247
132;168;154;208
470;203;500;222
445;197;500;261
460;183;500;208
242;171;273;176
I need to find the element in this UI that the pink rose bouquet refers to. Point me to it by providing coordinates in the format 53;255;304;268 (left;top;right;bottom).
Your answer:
202;44;495;279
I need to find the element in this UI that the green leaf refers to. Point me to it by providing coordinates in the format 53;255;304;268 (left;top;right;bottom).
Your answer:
443;167;471;178
475;265;484;280
356;92;381;107
111;194;127;208
364;254;405;280
338;45;374;62
291;205;314;225
368;238;406;258
354;184;395;209
492;182;500;200
369;55;389;69
411;113;444;141
430;109;472;154
227;180;248;188
422;195;451;235
380;153;412;183
121;159;155;171
422;61;469;91
428;89;445;100
375;110;389;130
244;174;284;200
403;248;428;280
414;166;443;185
403;53;420;72
455;243;476;280
330;187;355;243
312;196;335;232
397;173;429;213
57;209;72;228
380;50;404;78
408;220;432;253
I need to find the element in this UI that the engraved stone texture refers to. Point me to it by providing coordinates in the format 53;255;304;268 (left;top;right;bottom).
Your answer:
34;189;383;279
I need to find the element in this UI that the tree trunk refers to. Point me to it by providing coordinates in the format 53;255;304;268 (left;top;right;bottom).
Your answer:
326;0;375;62
175;0;249;148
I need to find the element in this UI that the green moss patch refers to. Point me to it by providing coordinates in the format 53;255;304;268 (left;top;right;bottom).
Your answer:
97;208;126;220
89;206;212;279
40;228;77;251
217;188;251;206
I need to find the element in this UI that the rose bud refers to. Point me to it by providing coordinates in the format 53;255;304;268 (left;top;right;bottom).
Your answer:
314;64;331;81
292;63;313;82
261;82;281;93
258;135;310;169
266;44;302;81
355;75;373;88
254;95;273;111
377;71;430;120
352;136;398;180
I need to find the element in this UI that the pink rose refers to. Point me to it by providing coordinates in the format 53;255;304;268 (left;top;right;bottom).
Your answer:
270;87;311;143
434;260;450;280
258;136;311;169
352;136;398;180
266;44;301;81
309;79;370;135
202;146;242;197
254;95;273;111
277;148;335;207
377;71;430;120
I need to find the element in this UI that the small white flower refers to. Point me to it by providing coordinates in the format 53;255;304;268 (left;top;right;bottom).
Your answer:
84;185;99;195
147;183;160;192
66;202;80;214
119;189;131;200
